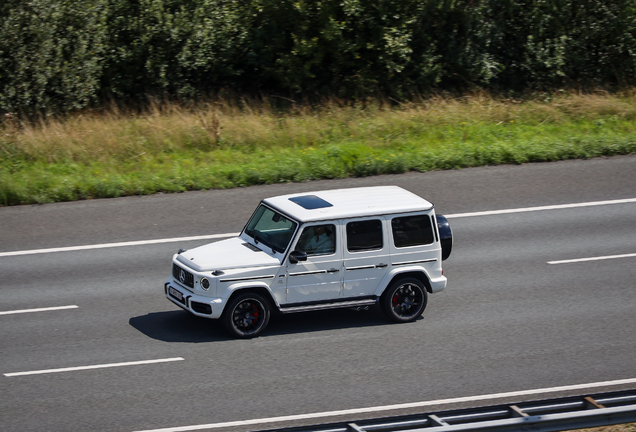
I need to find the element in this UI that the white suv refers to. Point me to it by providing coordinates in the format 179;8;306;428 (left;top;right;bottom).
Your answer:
165;186;452;338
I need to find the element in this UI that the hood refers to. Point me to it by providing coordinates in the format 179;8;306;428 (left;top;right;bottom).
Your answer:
176;237;281;272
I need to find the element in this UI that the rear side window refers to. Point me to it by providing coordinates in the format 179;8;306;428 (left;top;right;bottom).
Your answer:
391;215;435;247
346;220;383;252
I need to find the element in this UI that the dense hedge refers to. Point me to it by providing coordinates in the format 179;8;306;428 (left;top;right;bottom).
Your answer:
2;0;636;114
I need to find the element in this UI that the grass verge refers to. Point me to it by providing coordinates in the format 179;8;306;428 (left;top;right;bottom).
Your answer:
2;92;636;206
570;424;636;432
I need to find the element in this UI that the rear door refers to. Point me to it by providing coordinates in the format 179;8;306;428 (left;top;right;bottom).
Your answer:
342;217;390;297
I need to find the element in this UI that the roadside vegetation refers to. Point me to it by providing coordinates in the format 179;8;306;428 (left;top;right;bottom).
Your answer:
3;1;636;116
1;91;636;206
573;423;636;431
2;1;636;206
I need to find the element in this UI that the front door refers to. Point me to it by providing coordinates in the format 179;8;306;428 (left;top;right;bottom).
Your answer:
286;223;343;303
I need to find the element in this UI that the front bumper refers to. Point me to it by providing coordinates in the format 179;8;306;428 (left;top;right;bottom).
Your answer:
164;282;225;319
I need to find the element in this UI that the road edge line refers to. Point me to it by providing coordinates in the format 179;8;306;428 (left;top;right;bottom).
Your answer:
131;378;636;432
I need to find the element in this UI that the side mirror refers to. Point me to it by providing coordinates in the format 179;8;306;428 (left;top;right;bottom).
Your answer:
289;250;308;264
436;214;453;261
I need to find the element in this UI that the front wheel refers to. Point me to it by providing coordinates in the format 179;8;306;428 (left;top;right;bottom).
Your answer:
381;278;428;323
222;292;271;338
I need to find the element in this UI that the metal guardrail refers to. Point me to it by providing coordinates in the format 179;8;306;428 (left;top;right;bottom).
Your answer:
263;389;636;432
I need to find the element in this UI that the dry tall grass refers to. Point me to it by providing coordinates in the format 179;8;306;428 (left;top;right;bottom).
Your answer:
3;91;636;165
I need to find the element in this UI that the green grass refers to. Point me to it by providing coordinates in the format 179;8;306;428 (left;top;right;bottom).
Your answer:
1;92;636;206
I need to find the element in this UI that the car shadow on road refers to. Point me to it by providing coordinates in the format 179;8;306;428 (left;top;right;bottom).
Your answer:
129;310;230;342
129;305;404;343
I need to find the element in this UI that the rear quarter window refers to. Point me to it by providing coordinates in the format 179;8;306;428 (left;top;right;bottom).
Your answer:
391;215;435;247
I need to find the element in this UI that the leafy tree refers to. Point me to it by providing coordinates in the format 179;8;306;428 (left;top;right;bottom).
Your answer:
0;0;109;114
1;0;636;114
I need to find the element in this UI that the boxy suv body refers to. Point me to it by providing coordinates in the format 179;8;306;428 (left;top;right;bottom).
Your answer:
165;186;452;338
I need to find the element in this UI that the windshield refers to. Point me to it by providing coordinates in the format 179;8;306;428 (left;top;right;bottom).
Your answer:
244;205;298;254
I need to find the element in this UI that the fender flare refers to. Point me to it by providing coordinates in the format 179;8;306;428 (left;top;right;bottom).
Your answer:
219;281;281;308
375;266;434;296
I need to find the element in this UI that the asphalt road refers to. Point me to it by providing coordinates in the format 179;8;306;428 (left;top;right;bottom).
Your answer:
1;155;635;432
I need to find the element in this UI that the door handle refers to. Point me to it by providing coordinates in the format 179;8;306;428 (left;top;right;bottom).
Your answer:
327;268;340;273
376;263;388;268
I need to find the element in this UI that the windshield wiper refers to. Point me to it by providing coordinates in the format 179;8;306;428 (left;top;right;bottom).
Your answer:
251;232;275;254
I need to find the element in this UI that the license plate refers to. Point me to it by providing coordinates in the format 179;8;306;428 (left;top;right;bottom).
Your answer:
168;286;184;303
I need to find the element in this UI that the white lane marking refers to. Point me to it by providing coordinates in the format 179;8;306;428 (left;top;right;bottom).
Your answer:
548;252;636;265
132;378;636;432
2;197;635;258
445;197;636;218
0;233;239;257
4;357;184;377
0;305;78;316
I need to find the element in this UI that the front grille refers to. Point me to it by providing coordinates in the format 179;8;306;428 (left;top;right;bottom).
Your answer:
172;263;194;288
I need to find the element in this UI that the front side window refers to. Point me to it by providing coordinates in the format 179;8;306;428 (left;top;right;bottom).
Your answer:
346;219;383;252
391;215;434;247
297;224;336;256
245;205;297;253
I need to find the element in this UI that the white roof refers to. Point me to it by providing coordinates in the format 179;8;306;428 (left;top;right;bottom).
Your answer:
263;186;434;223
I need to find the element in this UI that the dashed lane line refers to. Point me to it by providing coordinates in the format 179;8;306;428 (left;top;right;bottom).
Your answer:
1;197;635;258
0;305;78;316
0;233;239;257
4;357;185;377
445;197;636;218
548;252;636;265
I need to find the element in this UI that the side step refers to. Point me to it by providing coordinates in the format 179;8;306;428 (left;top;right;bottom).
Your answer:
279;298;377;314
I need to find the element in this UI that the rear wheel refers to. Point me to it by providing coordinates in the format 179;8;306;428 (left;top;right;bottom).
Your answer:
381;278;427;323
223;292;270;338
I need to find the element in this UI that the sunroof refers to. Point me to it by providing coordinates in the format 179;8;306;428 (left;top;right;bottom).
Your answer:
289;195;333;210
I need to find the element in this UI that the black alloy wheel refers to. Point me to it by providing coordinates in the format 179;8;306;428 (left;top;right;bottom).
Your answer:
382;278;427;323
223;292;271;338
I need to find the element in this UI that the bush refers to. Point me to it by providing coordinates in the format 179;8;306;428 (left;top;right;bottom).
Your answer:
1;0;636;115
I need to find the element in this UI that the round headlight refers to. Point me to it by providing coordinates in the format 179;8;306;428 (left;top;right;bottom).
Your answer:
200;277;210;290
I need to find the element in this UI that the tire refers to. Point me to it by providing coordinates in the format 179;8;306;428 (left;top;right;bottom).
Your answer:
222;292;271;338
381;278;428;323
